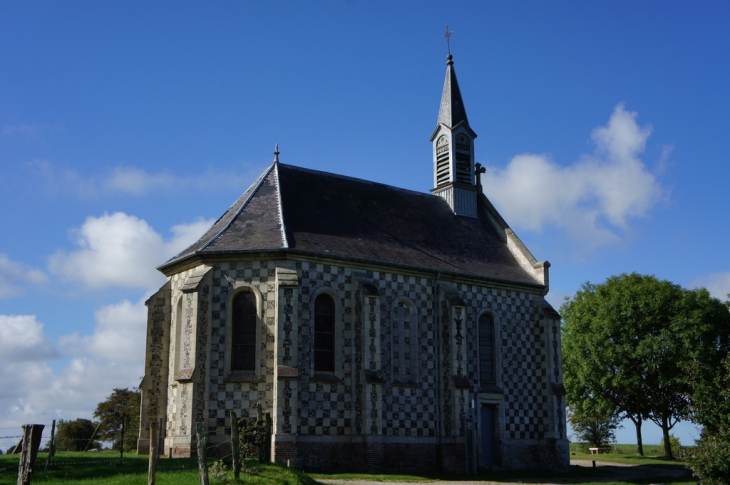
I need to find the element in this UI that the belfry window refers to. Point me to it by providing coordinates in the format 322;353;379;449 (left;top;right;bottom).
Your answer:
435;135;450;186
455;134;472;184
478;313;496;386
231;291;257;371
392;301;418;381
314;294;335;372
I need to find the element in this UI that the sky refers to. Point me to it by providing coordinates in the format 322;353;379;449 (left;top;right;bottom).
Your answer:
1;1;729;450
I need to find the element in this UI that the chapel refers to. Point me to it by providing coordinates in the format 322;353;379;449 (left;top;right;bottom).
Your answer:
137;51;569;472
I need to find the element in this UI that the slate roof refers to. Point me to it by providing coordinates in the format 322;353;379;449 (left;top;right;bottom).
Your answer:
437;55;469;128
162;163;541;287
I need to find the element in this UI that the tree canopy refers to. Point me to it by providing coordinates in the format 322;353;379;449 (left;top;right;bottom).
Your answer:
562;273;730;459
93;388;141;452
55;418;100;452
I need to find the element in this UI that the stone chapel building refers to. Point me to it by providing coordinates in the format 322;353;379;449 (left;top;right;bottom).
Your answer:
137;53;569;472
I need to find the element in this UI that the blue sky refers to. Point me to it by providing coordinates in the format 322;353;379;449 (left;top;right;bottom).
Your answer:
1;1;728;449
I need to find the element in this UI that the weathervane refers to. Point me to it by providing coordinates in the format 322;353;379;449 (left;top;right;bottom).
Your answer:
443;24;453;55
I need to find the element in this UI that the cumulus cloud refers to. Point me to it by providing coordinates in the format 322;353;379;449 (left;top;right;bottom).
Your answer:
48;212;213;289
689;272;730;301
0;315;59;362
0;311;144;433
484;104;668;246
61;298;148;363
0;254;48;298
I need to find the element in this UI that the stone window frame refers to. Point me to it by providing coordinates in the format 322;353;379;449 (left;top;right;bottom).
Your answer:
477;309;502;392
390;296;419;386
224;283;264;382
172;294;186;376
310;286;343;383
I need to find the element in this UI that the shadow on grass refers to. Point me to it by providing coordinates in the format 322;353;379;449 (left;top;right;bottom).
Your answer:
311;463;693;484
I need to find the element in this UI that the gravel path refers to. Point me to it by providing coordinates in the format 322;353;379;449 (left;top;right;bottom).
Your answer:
316;459;691;485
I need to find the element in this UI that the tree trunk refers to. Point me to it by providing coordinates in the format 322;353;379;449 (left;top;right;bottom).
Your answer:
629;415;644;456
661;415;673;460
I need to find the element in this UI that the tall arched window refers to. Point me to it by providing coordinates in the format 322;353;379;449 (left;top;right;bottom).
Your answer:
231;291;257;371
479;313;496;386
392;301;418;381
314;294;335;372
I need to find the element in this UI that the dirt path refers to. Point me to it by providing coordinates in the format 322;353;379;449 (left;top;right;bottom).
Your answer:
316;459;691;485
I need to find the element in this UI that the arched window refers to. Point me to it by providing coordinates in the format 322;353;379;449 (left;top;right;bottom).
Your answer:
175;296;185;371
478;313;496;386
392;301;418;381
231;291;257;371
314;294;335;372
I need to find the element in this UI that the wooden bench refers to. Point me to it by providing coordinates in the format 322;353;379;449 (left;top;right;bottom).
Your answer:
589;447;610;454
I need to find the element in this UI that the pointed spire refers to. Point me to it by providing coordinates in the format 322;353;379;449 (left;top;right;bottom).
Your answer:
273;143;280;163
437;54;469;128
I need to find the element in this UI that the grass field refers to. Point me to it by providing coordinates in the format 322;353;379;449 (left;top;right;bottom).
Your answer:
0;446;695;485
0;451;317;485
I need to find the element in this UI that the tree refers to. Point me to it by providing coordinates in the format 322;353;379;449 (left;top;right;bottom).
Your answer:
55;418;100;451
568;404;621;447
93;388;141;452
687;350;730;484
562;273;730;459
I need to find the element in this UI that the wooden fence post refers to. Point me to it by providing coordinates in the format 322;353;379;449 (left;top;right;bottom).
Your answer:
196;422;209;485
17;424;44;485
44;420;55;471
148;421;157;485
230;411;240;478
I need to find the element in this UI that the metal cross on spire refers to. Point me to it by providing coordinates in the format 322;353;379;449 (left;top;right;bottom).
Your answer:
443;24;453;55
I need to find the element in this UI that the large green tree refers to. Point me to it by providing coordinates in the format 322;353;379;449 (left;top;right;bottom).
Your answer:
93;388;141;452
55;418;100;451
562;273;730;459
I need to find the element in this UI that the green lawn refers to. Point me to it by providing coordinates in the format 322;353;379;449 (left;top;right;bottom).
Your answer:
0;451;317;485
0;447;695;485
568;442;692;465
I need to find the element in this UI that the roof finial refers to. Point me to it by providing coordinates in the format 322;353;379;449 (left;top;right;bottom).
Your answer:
273;143;280;163
443;23;453;57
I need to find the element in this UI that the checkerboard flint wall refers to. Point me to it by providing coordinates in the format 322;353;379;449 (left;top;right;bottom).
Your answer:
148;258;568;471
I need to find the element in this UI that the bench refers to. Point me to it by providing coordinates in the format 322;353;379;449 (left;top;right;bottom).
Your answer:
588;447;610;454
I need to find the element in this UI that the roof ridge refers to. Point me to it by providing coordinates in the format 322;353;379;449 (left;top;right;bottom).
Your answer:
199;162;277;251
279;163;437;199
273;162;289;249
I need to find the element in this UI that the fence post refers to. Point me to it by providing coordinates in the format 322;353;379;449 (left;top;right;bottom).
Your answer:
119;412;125;461
196;422;209;485
230;411;241;478
148;421;157;485
44;420;56;471
17;424;44;485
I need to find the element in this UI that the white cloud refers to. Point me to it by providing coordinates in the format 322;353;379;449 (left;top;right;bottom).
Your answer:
0;254;48;298
48;212;213;289
61;298;148;364
0;315;59;362
0;312;143;434
689;272;730;301
484;104;668;246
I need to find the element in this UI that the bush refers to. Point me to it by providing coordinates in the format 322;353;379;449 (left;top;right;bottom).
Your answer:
660;434;681;459
687;431;730;485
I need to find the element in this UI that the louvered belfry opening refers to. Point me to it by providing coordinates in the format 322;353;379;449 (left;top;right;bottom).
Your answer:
454;133;472;184
436;135;451;186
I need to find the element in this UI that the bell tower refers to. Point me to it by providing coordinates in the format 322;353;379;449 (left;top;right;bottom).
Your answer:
430;47;479;217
